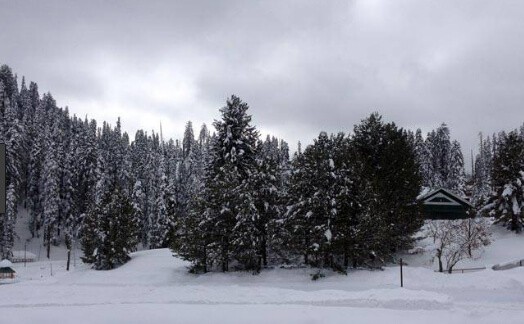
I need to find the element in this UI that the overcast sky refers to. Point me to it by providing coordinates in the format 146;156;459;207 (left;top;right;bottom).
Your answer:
1;0;524;169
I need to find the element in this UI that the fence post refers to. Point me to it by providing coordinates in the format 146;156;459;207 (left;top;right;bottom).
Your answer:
400;258;403;288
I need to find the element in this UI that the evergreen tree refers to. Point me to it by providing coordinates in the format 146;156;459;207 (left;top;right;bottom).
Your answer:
182;121;195;159
174;95;259;272
148;152;172;248
447;140;466;195
1;184;17;259
423;123;466;195
82;184;138;270
351;113;422;262
285;132;339;268
487;131;524;232
414;129;432;188
250;137;285;268
473;133;493;205
41;125;61;258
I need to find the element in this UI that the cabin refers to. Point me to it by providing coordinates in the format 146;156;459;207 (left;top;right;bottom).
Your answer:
418;188;474;220
0;259;15;279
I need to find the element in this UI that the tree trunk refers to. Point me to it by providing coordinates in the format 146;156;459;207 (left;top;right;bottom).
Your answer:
45;227;51;259
222;238;228;272
437;250;443;272
203;245;207;273
261;236;267;267
66;250;71;271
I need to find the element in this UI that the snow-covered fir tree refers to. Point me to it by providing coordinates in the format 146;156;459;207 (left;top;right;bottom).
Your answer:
173;95;261;272
148;151;172;248
250;136;287;268
1;184;17;259
41;124;61;258
472;133;494;205
485;131;524;232
417;123;467;195
81;184;138;270
285;132;336;268
447;140;466;195
351;113;423;262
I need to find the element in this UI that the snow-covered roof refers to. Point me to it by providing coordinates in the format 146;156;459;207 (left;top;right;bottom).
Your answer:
416;187;432;200
418;188;473;208
0;259;13;268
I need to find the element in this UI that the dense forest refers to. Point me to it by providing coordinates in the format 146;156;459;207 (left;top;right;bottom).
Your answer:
0;64;523;272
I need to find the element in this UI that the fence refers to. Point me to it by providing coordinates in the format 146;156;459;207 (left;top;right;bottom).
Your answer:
492;259;524;271
448;266;486;273
433;266;486;273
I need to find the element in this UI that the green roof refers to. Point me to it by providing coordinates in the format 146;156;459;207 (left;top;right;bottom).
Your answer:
0;267;15;273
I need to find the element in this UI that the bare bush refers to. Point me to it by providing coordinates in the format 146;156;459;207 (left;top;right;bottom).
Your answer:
426;218;491;273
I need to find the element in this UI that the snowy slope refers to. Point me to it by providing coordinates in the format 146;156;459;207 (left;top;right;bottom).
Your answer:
11;208;83;262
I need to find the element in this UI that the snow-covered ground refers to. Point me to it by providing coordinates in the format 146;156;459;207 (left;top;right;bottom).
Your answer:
3;212;524;323
1;245;524;323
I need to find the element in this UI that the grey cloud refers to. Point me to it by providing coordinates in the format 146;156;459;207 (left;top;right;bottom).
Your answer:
1;0;524;165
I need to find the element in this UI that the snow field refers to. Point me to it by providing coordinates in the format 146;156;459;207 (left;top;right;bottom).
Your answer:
2;246;524;323
3;215;524;324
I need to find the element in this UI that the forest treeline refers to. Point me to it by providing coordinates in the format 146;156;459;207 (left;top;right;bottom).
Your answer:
0;64;523;272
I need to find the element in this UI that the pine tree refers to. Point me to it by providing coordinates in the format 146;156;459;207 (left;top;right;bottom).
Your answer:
130;129;151;246
285;132;338;268
414;129;432;188
1;184;17;259
131;179;146;244
250;137;284;268
351;113;423;262
422;123;467;195
82;184;138;270
41;125;61;258
174;95;260;272
27;98;46;237
487;131;524;232
473;133;493;205
148;152;172;248
447;140;466;195
171;124;211;272
182;121;195;159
